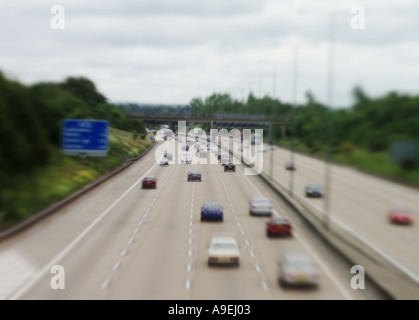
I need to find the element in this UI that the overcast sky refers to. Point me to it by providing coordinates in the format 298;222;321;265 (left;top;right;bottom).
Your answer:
1;0;418;108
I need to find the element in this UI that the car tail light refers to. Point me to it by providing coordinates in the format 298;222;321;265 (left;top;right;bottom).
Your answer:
218;209;222;215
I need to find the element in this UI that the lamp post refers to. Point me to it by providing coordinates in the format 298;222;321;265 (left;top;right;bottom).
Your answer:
289;45;298;198
270;65;277;180
324;11;339;229
296;7;343;228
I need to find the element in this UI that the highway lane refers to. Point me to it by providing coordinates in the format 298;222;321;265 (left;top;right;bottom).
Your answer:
260;144;419;291
0;147;163;299
1;140;377;299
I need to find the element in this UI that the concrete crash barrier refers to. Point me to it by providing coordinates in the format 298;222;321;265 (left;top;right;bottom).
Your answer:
0;142;156;241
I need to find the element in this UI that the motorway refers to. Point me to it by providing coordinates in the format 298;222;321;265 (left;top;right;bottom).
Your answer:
0;137;390;300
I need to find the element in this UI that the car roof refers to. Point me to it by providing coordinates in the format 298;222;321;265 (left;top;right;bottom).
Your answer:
210;236;237;244
144;176;155;180
307;183;321;188
283;253;314;263
203;202;222;207
271;216;290;223
188;170;200;173
251;196;270;202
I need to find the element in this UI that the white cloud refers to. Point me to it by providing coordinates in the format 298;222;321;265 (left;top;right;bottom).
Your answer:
1;0;418;107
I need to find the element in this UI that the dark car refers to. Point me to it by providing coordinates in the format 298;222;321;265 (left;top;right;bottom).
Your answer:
201;202;223;221
142;176;157;189
187;170;202;181
305;183;323;198
266;216;292;237
224;162;236;172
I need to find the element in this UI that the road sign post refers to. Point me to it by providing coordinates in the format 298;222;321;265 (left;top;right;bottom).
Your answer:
62;119;109;157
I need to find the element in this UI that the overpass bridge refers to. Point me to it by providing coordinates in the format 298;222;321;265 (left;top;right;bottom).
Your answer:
127;112;293;131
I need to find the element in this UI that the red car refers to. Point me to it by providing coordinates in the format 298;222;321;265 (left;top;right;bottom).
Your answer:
285;162;296;171
389;207;413;225
266;216;292;237
142;176;157;189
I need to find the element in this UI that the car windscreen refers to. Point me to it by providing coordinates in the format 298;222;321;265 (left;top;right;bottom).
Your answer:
204;204;221;210
211;242;237;249
252;199;270;205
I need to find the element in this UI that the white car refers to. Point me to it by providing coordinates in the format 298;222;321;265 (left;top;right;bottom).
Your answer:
207;235;240;266
278;253;320;287
220;154;230;165
181;151;192;164
249;197;272;216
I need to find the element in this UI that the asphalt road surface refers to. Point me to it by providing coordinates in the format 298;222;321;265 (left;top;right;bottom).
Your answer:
0;139;395;300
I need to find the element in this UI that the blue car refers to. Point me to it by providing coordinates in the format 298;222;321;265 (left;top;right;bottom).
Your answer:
187;170;202;181
201;202;223;221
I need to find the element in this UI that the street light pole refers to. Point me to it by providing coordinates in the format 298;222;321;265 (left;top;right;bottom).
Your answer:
270;65;276;180
289;46;298;198
324;12;336;229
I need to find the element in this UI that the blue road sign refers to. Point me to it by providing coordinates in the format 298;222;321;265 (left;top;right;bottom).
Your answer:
62;119;109;157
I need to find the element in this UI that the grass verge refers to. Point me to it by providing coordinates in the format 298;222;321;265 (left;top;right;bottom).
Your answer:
0;128;152;231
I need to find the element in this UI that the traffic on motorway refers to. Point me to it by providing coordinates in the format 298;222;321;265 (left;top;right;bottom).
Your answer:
1;128;414;300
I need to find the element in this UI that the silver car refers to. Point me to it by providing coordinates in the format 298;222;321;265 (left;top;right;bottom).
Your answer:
278;253;320;287
249;197;272;216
